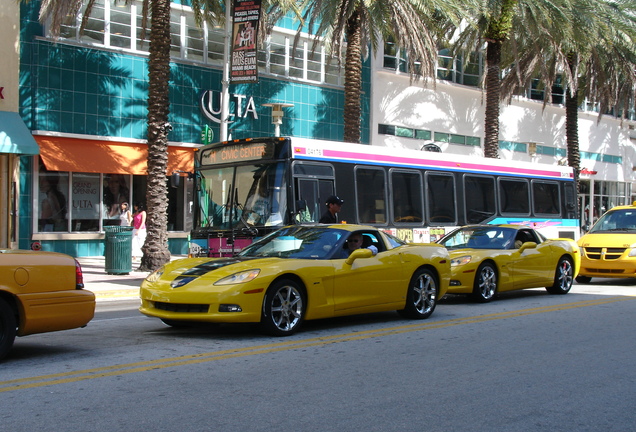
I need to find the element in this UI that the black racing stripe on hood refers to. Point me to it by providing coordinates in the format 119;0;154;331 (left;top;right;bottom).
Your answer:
179;257;257;277
170;257;258;288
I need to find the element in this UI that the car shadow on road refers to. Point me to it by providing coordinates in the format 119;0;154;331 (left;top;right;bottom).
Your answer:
143;310;409;341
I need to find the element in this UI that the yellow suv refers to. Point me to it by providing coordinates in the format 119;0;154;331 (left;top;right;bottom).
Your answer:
577;203;636;283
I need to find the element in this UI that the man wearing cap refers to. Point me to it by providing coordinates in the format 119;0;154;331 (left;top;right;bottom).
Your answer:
319;195;343;224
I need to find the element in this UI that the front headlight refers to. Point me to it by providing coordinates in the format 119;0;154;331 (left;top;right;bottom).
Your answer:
628;248;636;257
451;255;472;267
145;268;165;283
214;269;261;285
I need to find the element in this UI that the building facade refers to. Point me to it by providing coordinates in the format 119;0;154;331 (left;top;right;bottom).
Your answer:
5;1;635;256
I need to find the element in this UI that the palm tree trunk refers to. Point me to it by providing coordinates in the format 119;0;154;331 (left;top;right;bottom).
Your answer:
343;7;362;144
565;53;581;192
141;0;172;270
484;40;502;158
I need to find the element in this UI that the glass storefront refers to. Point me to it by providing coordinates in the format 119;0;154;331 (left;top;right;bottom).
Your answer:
579;179;632;230
36;158;192;233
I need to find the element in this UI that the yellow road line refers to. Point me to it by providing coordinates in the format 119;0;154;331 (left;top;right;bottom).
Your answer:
2;296;632;393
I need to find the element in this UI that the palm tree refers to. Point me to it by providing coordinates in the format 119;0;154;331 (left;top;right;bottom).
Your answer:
500;0;636;190
455;0;574;158
299;0;466;144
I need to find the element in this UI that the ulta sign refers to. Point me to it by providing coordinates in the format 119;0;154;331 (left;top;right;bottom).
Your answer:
199;90;259;124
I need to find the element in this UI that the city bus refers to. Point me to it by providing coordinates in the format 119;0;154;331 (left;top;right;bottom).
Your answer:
186;136;578;256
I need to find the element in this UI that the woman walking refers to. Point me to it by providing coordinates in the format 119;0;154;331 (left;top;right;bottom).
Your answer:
131;202;147;261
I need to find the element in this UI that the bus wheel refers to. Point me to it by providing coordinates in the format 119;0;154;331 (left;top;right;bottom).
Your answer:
398;268;438;319
260;279;305;336
576;275;592;284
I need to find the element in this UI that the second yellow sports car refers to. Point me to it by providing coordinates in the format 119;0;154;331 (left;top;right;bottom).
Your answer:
140;224;450;335
437;225;580;302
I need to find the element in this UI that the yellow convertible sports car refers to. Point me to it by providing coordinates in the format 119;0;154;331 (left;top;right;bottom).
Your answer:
437;225;580;302
1;250;95;360
140;224;450;335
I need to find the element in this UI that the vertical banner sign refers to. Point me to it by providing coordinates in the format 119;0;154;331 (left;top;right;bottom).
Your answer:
230;0;261;83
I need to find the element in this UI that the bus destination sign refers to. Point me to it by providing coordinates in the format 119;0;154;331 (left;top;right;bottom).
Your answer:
201;142;275;165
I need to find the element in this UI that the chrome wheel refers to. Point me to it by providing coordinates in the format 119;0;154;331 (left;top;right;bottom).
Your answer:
261;279;305;336
398;268;438;319
546;257;574;294
474;262;497;302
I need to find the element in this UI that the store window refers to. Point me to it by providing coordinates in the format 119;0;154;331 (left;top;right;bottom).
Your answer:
36;161;192;233
72;173;101;231
103;173;131;226
39;167;69;232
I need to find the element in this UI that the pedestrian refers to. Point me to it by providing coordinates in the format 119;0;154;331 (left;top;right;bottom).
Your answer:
319;195;343;224
119;202;132;226
132;202;147;261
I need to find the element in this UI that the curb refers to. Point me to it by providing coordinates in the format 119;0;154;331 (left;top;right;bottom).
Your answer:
94;288;141;301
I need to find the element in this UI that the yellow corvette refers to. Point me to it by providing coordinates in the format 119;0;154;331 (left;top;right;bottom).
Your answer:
140;224;450;335
437;225;580;302
0;250;95;360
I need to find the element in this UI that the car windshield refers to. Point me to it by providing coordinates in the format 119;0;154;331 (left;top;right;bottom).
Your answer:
438;226;516;250
238;226;347;259
589;209;636;233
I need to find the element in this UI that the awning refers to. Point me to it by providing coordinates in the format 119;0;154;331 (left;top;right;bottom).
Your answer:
35;136;195;175
0;111;40;155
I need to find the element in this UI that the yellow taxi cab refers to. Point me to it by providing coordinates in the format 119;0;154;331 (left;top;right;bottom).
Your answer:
577;202;636;283
0;250;96;360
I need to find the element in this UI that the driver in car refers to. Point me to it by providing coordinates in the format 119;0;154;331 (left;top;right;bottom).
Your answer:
344;233;378;257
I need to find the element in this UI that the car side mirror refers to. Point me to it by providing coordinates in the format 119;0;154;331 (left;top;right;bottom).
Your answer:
518;242;537;253
345;248;373;265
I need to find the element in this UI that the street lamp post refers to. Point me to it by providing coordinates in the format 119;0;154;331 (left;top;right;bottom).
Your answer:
262;103;294;137
220;2;232;141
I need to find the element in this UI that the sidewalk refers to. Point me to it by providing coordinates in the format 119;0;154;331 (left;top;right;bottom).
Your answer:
77;256;186;302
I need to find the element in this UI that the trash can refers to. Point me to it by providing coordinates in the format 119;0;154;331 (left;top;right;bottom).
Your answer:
104;226;134;274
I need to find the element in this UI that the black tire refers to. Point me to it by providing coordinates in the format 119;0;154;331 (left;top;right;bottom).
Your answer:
398;268;439;319
0;297;17;361
473;262;497;302
260;279;306;336
576;275;592;284
546;256;574;294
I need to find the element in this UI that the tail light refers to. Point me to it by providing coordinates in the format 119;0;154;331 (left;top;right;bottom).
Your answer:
75;259;85;289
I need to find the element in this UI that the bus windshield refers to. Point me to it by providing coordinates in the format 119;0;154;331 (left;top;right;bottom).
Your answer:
197;161;287;230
